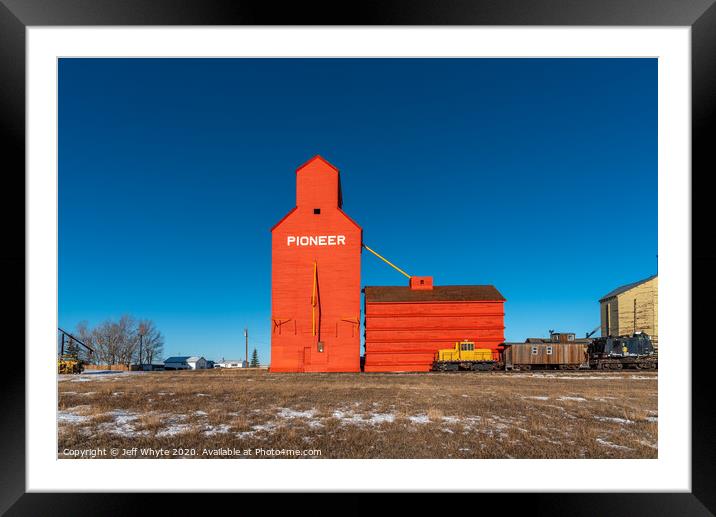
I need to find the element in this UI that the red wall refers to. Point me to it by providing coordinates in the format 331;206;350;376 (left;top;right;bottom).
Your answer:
270;156;362;372
364;300;505;372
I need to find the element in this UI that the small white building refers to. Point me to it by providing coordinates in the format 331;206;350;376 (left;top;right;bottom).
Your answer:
215;359;247;369
164;356;208;370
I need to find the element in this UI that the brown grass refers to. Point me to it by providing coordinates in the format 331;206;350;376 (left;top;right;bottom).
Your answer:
57;369;657;459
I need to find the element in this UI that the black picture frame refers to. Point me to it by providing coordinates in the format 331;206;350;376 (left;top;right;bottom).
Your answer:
2;1;714;514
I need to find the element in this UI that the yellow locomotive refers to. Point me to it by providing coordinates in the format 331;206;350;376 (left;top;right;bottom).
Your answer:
432;340;496;372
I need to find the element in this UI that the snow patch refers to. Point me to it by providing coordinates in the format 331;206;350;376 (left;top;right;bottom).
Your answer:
487;420;509;431
558;396;586;401
460;416;483;430
594;416;634;425
252;422;278;433
58;411;90;424
97;410;148;437
156;424;193;437
408;414;430;424
64;404;91;412
277;408;316;419
108;410;138;424
332;410;365;424
203;424;231;436
331;410;396;426
367;413;395;424
596;438;633;450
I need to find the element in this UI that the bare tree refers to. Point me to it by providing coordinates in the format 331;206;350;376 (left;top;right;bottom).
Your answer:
74;321;95;364
137;319;164;365
71;316;164;369
92;320;118;368
116;314;138;369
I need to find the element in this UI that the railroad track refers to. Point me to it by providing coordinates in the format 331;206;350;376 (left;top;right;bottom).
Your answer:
429;367;658;374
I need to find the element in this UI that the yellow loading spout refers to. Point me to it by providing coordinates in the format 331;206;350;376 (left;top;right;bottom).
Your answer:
362;244;412;279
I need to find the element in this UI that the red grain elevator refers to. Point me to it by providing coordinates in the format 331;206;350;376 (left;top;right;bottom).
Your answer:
270;156;362;372
363;278;506;372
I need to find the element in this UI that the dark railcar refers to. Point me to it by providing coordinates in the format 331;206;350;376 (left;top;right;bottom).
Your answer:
588;332;657;370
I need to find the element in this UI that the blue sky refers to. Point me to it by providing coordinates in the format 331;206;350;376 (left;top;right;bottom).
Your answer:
58;58;657;364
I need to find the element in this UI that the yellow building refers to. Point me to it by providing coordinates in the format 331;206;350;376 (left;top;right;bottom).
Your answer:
599;274;658;350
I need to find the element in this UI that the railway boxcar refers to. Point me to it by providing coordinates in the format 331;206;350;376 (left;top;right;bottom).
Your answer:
503;333;589;370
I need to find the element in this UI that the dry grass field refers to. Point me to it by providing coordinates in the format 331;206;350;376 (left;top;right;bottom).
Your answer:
58;369;657;459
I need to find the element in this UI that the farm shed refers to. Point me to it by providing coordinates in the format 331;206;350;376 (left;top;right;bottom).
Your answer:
164;356;208;370
599;274;658;350
363;281;506;372
270;156;362;373
215;360;246;368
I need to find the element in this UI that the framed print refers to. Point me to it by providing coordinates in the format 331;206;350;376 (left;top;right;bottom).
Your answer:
2;0;715;513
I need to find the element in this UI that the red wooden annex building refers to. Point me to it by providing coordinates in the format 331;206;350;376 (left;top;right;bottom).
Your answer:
363;278;506;372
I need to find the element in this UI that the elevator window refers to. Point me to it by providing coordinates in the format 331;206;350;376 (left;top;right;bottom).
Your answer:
314;208;321;214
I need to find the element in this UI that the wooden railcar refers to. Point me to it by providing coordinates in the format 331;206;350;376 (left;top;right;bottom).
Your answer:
502;337;590;371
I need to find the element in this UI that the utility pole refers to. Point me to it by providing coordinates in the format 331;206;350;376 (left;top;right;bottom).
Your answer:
138;323;147;370
244;328;248;368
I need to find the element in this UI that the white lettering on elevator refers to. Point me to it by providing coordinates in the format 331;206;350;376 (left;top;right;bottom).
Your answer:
287;235;346;247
